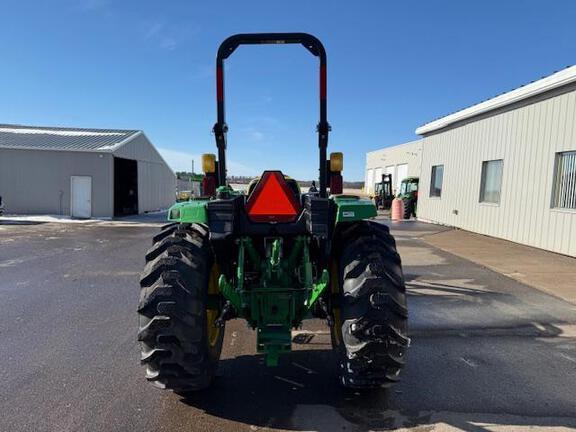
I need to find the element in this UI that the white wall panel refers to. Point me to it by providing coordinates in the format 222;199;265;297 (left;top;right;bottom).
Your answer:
365;140;422;194
0;149;113;217
418;88;576;257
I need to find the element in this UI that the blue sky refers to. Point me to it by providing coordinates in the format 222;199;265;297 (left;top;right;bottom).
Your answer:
1;1;575;180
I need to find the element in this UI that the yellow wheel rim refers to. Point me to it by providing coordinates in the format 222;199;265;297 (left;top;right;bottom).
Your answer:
206;264;221;348
330;260;343;346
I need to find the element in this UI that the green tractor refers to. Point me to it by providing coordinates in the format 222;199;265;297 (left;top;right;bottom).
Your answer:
397;177;419;219
138;33;408;391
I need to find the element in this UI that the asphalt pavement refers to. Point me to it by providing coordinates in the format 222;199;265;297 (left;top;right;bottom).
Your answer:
0;218;575;431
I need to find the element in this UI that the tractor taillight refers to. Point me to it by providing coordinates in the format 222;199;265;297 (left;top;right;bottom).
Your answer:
246;171;300;222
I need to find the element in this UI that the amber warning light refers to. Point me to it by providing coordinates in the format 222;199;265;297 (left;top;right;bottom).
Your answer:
246;171;301;222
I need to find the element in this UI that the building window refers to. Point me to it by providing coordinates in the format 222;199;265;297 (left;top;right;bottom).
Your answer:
552;151;576;209
429;165;444;197
479;159;503;204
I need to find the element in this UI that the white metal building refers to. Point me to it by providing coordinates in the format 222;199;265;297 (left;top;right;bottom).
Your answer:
0;124;176;218
365;139;422;195
416;66;576;257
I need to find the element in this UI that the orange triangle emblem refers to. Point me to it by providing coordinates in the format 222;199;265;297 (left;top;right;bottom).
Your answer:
246;171;301;222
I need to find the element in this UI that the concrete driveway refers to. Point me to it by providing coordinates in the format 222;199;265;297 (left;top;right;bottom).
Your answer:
0;219;575;431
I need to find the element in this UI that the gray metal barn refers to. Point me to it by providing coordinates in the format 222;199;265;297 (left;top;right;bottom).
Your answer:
0;124;176;218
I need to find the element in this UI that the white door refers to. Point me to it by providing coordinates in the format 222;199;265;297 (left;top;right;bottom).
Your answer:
366;169;374;194
374;168;383;189
396;164;408;192
71;176;92;218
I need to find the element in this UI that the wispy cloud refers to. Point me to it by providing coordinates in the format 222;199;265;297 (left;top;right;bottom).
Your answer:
158;147;254;176
249;130;265;142
141;20;201;52
144;22;164;40
157;148;200;173
160;37;177;51
192;64;214;80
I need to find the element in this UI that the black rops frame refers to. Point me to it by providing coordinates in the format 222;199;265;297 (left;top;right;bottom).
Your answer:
214;33;330;197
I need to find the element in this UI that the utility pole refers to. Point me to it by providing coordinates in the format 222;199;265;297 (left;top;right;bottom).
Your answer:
190;160;194;193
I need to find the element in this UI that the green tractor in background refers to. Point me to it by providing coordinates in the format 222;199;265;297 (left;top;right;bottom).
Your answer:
396;177;419;219
138;33;408;391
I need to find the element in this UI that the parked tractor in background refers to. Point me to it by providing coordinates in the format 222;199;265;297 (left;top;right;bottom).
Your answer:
138;33;408;392
373;173;394;210
177;173;204;201
396;177;419;219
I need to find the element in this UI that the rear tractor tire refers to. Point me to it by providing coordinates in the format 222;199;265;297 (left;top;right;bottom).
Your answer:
402;198;413;220
138;222;224;392
330;221;409;389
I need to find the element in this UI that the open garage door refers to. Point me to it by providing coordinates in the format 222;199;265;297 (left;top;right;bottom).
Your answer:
396;163;408;192
114;157;138;217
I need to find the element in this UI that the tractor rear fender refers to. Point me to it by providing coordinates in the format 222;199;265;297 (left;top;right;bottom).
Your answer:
167;195;377;229
167;199;209;223
332;195;377;224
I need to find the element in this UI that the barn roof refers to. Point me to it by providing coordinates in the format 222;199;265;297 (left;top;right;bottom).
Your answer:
0;124;141;152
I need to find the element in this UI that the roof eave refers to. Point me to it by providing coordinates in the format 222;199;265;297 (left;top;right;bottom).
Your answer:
0;145;118;153
416;65;576;136
0;130;142;153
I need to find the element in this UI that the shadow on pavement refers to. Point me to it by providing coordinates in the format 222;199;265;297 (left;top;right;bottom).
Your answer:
179;320;576;431
179;225;576;431
112;210;168;224
179;349;393;430
0;219;47;225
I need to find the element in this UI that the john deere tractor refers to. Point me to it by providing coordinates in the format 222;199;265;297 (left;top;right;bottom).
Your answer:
397;177;419;219
138;33;408;391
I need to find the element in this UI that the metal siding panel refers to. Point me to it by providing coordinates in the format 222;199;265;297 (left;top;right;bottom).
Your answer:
546;99;562;253
559;97;576;254
0;149;112;217
137;160;176;213
524;103;537;246
418;88;576;257
365;140;423;191
534;101;547;249
113;134;171;167
551;99;566;253
515;104;530;243
503;107;516;240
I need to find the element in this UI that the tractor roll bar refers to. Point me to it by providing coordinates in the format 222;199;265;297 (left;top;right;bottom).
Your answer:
214;33;330;197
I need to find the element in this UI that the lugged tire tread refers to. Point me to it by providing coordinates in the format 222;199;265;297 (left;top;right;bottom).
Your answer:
138;223;223;392
334;220;409;389
402;198;414;220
